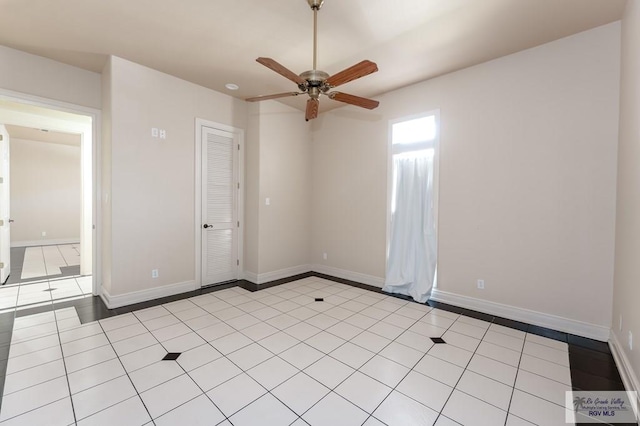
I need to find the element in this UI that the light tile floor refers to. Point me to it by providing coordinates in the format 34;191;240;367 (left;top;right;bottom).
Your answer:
0;276;92;312
0;277;577;425
21;244;81;280
1;245;92;312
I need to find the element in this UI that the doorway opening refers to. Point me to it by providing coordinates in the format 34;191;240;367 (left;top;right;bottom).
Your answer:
0;98;96;312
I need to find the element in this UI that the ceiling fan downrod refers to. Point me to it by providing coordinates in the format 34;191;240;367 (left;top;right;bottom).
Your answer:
307;0;324;70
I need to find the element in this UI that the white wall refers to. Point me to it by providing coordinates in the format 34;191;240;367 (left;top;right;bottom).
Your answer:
102;56;248;300
101;58;113;294
311;111;389;284
252;102;311;280
9;138;81;245
244;104;261;275
0;45;101;109
311;23;620;332
612;0;640;395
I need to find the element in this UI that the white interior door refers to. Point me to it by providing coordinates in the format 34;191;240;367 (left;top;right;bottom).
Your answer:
0;125;10;284
201;126;239;285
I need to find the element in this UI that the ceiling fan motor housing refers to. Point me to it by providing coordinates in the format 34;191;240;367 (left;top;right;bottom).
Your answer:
299;69;330;95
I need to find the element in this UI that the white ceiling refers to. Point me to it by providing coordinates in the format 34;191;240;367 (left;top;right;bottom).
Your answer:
0;0;626;112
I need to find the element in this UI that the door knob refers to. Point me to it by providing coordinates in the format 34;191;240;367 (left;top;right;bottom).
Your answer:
203;224;211;229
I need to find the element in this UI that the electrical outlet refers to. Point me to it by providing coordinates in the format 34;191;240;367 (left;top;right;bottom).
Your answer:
152;269;159;279
265;198;271;206
629;331;633;351
323;252;327;260
159;129;166;139
151;128;159;138
41;231;47;237
477;279;485;289
620;315;623;332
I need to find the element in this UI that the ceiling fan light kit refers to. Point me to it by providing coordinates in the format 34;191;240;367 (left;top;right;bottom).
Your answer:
246;0;380;121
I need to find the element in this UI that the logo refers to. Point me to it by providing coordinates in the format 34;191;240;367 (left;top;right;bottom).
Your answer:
573;396;587;411
566;391;638;424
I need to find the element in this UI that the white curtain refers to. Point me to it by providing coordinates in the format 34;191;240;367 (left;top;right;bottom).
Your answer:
383;154;436;303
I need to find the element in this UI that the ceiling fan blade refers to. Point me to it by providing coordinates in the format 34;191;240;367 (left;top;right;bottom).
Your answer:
305;98;319;121
325;60;378;88
256;57;305;86
328;92;379;110
246;92;303;102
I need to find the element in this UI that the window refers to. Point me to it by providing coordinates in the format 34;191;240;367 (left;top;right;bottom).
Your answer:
390;114;437;213
392;115;436;145
384;111;439;303
391;114;437;159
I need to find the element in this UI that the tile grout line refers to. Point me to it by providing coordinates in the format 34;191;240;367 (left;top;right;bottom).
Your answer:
51;307;78;424
56;245;70;268
503;333;527;426
39;246;49;282
0;396;70;424
1;360;66;397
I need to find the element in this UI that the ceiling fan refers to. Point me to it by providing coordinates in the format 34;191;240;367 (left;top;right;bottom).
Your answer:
246;0;380;121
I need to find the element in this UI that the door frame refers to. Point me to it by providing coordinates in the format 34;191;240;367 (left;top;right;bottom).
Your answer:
194;118;244;288
0;125;10;284
0;88;102;296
